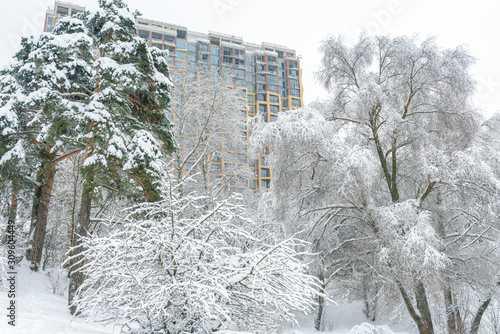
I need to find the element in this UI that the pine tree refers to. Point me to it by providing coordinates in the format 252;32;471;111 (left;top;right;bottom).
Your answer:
0;16;93;270
67;0;175;314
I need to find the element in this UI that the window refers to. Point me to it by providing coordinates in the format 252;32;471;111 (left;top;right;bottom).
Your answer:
257;64;266;73
246;56;252;64
57;6;69;15
200;44;208;53
257;84;266;92
270;114;278;122
187;44;197;52
246;74;253;83
249;159;256;167
256;54;265;63
71;9;83;17
260;156;268;166
268;75;278;84
268;85;278;93
270;105;279;113
291;89;300;97
279;71;285;78
176;40;185;49
138;30;149;40
257;94;266;102
247;95;254;103
176;51;185;59
289;69;299;78
164;35;175;44
235;79;245;87
282;99;288;108
211;164;221;173
211;57;219;66
261;168;270;177
246;84;254;93
280;90;287;98
201;54;209;63
289;79;300;88
238;154;247;164
177;30;187;39
279;61;285;69
235;59;244;68
236;69;245;78
187;53;197;62
269;95;279;104
292;98;301;107
249;180;256;189
259;104;267;113
211;48;219;56
223;48;232;56
234;49;244;58
261;179;270;189
151;32;162;42
246;65;253;73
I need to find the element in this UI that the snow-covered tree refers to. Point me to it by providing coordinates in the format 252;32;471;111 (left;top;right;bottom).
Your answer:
66;0;175;314
252;35;500;334
0;16;94;270
168;69;250;199
0;0;175;314
71;172;318;334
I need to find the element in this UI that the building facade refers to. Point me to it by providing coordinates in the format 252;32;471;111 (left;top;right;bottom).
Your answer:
44;1;304;191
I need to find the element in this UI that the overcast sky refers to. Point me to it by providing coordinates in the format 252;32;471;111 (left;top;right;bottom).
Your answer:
2;0;499;117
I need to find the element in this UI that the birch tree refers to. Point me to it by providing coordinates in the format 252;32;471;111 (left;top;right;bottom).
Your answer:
252;35;500;334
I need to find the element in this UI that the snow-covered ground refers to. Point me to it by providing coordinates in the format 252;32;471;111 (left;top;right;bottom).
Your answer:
0;261;412;334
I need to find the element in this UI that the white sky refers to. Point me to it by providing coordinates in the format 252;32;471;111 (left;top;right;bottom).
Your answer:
2;0;499;117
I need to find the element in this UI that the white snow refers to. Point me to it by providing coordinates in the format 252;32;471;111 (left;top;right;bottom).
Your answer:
0;261;114;334
0;261;412;334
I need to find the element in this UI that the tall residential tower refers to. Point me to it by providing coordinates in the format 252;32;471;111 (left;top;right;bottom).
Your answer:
44;1;304;191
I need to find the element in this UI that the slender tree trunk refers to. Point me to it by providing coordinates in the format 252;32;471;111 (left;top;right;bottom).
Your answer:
469;298;491;334
68;183;92;315
363;275;377;322
315;272;326;331
8;187;18;222
26;161;56;271
398;280;434;334
415;281;434;334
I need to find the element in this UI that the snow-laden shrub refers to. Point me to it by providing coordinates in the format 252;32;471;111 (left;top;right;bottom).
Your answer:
71;178;319;333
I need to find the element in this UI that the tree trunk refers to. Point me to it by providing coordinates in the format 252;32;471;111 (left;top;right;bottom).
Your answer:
363;275;377;322
26;161;56;271
398;280;434;334
68;184;92;315
315;273;326;331
415;281;434;334
469;298;491;334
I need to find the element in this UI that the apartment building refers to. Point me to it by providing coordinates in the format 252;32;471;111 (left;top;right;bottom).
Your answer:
44;1;304;191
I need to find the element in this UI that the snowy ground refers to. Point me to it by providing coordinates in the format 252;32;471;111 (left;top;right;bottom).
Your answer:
0;261;412;334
